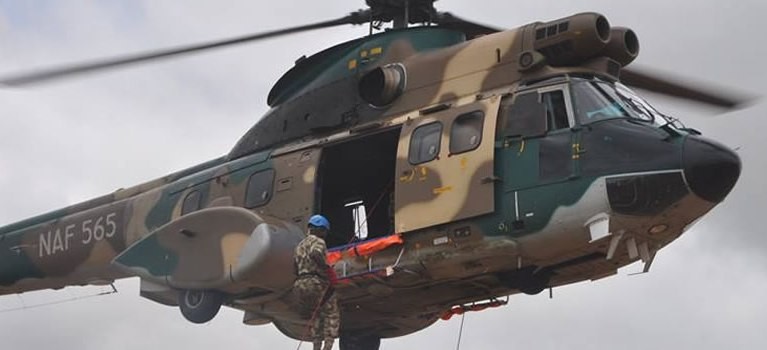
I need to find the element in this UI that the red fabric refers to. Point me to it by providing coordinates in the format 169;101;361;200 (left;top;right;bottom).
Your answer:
326;251;342;265
327;266;338;285
440;300;507;320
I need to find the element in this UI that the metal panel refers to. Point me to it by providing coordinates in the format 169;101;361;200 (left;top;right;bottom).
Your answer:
394;96;499;233
262;149;321;227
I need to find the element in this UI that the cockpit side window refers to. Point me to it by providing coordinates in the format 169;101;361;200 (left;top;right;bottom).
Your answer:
500;91;547;138
542;90;569;131
500;87;571;138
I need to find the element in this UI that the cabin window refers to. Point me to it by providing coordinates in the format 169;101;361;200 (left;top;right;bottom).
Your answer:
542;90;570;130
245;169;275;208
450;111;484;155
501;92;547;138
409;122;442;164
345;200;369;241
181;190;201;215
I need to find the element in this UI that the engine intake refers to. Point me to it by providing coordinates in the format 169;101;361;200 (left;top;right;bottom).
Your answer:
602;27;640;66
358;63;406;107
532;12;611;66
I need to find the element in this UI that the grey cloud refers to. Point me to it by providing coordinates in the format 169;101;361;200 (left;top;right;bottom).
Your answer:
1;1;765;349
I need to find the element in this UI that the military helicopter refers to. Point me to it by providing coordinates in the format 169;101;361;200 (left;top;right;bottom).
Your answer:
0;1;745;349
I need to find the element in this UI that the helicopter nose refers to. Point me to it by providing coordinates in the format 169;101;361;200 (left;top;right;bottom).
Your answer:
683;136;741;202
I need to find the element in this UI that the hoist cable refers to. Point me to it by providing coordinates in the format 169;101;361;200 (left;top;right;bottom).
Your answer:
0;284;117;314
455;312;466;350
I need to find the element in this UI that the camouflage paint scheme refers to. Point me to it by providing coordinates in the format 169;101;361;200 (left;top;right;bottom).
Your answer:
0;13;739;342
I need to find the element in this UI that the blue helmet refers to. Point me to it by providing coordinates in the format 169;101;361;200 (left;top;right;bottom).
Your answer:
308;214;330;230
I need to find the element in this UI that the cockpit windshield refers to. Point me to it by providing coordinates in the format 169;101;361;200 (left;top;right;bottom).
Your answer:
570;79;670;126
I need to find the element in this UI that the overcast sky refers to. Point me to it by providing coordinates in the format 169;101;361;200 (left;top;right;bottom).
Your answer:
0;1;765;349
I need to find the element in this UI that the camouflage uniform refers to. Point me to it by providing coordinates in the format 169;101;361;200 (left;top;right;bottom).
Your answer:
293;233;340;350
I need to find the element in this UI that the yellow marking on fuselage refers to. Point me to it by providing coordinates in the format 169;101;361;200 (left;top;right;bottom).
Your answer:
418;166;428;181
348;59;357;70
433;186;453;195
399;169;415;183
572;143;584;159
370;47;383;55
303;165;316;184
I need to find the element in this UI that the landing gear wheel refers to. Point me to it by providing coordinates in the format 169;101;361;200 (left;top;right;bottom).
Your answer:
499;268;552;295
519;271;551;295
519;278;548;295
339;333;381;350
178;289;224;324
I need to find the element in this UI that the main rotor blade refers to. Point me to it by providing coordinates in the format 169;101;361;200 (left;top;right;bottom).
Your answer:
620;68;748;109
0;15;364;86
433;12;501;38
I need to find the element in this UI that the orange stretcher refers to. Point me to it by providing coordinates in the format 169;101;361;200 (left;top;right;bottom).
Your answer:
326;234;403;265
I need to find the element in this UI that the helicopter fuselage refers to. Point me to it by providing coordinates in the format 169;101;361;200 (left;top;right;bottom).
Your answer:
0;13;740;341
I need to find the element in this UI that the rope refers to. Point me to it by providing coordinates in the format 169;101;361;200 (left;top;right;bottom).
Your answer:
0;283;118;314
294;283;332;350
295;181;394;349
455;312;466;350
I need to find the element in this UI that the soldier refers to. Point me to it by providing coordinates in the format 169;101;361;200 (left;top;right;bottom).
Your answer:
293;214;340;350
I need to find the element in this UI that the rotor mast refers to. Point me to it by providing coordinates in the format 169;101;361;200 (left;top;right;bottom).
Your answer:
365;0;437;30
392;1;408;29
